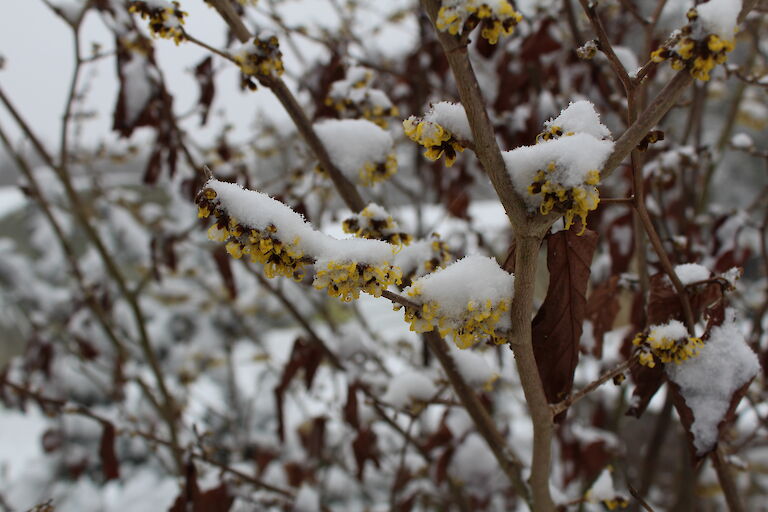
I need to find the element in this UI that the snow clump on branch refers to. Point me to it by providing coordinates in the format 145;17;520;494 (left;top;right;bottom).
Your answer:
436;0;523;45
395;255;514;349
632;320;703;368
129;0;187;44
504;100;613;234
665;310;759;455
650;0;740;82
315;119;397;186
326;66;400;128
196;180;401;301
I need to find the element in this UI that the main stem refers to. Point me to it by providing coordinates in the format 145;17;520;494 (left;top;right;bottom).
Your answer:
510;236;556;512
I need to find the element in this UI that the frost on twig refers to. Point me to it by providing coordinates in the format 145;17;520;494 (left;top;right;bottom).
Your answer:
504;100;614;233
395;255;514;349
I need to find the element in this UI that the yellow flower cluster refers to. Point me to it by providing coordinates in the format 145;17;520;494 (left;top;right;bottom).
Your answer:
342;205;413;247
233;34;284;87
197;188;310;280
650;9;734;82
359;154;398;186
313;261;402;302
325;69;399;128
535;125;574;144
527;162;601;235
129;1;187;44
403;117;465;167
633;329;704;368
436;0;523;45
397;289;510;349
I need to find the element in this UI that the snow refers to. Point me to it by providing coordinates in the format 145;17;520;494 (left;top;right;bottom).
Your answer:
293;484;320;512
731;133;754;149
449;345;499;389
206;179;397;264
0;186;26;218
586;468;618;502
425;101;472;141
450;433;499;488
650;319;689;342
544;100;612;140
121;53;157;126
697;0;741;39
404;255;514;322
504;134;613;206
381;371;438;409
314;119;394;174
674;263;710;285
665;310;760;454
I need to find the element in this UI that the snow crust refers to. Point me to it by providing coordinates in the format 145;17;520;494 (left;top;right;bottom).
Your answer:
381;371;438;408
314;119;394;174
666;311;759;454
697;0;741;39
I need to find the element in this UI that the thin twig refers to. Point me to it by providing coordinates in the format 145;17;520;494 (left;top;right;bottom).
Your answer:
551;358;635;415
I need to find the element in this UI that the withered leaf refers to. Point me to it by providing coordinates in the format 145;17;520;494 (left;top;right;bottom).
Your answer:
352;427;380;480
274;338;324;441
99;421;120;481
212;247;237;300
626;363;665;418
584;275;621;358
647;272;722;326
194;56;215;126
669;378;753;464
533;229;598;411
297;416;327;460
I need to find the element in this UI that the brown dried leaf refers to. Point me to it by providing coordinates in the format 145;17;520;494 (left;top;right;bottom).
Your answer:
584;275;621;358
533;229;598;410
626;363;665;418
297;416;327;460
99;422;120;481
274;338;324;441
212;247;237;300
352;427;380;480
669;378;753;464
194;56;215;126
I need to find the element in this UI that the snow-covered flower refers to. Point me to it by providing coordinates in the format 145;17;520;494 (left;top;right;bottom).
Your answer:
313;260;402;302
342;204;412;247
650;0;738;82
198;180;403;299
632;320;703;368
128;0;187;44
403;102;472;167
326;67;399;128
231;32;284;85
436;0;523;45
395;256;513;349
315;119;398;186
505;101;613;234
